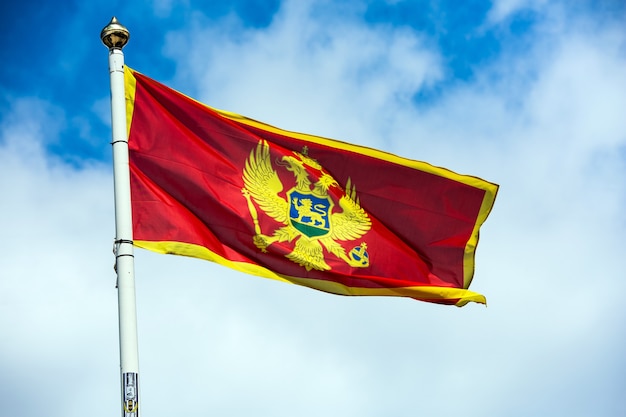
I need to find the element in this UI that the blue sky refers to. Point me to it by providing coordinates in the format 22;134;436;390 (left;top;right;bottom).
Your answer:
2;1;626;416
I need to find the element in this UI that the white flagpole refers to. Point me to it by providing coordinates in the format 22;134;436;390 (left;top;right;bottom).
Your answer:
101;17;140;417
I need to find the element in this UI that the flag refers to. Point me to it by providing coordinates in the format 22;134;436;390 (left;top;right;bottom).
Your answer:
125;67;498;306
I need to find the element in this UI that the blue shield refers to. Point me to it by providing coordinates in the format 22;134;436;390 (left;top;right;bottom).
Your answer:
288;189;333;238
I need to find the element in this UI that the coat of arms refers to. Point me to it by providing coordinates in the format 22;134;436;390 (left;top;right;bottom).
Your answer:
241;140;371;271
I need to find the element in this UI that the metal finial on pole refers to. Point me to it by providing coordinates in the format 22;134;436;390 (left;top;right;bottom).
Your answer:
101;17;130;49
101;17;140;417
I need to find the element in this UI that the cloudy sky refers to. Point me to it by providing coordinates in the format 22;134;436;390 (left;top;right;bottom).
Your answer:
2;0;625;415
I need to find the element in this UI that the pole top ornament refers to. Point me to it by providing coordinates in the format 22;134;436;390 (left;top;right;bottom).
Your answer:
101;17;129;49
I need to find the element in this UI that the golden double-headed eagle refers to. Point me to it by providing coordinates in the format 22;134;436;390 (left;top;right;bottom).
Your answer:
241;140;371;271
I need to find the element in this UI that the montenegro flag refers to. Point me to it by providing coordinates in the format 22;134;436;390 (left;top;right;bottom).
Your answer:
125;67;498;306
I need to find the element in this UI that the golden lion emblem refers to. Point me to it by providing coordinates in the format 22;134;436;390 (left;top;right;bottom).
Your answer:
291;197;326;226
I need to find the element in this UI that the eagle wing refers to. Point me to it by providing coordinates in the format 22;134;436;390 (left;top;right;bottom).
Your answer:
242;140;289;224
329;178;371;241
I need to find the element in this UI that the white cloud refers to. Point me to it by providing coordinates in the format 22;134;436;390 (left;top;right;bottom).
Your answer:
164;0;443;147
156;2;626;415
0;98;119;415
487;0;549;24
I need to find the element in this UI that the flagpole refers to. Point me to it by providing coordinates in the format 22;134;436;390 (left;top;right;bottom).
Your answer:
101;17;140;417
